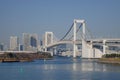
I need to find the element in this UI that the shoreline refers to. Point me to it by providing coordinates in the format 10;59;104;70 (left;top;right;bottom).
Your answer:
0;52;53;62
98;58;120;64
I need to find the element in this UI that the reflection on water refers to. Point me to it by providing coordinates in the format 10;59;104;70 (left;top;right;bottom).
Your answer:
0;57;120;80
42;58;120;72
44;64;57;70
80;60;106;72
72;62;77;71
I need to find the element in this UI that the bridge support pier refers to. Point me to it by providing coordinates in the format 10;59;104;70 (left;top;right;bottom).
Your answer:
82;39;94;58
53;47;57;55
103;40;106;54
73;20;77;58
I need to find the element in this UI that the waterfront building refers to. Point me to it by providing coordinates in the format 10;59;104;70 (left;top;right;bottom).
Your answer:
23;33;30;51
42;34;45;47
30;34;38;48
22;33;39;51
10;36;19;51
0;43;4;51
19;44;23;51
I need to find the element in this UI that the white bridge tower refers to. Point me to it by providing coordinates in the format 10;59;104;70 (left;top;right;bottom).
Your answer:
73;19;85;58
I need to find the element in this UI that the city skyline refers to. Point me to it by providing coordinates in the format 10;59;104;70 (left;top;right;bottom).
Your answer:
0;0;120;45
0;32;54;51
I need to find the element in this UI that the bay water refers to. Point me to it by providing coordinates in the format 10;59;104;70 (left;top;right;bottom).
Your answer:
0;57;120;80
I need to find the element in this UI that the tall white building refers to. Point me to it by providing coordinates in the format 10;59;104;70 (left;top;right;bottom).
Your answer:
10;36;19;51
44;32;53;46
22;33;39;51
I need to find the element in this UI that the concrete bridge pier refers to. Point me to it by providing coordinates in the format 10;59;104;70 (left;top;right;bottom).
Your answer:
73;20;77;58
103;40;107;54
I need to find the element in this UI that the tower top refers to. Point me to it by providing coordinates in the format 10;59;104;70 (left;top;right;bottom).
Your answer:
74;19;85;23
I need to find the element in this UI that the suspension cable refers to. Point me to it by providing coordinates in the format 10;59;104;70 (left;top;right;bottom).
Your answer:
60;23;74;41
69;23;83;40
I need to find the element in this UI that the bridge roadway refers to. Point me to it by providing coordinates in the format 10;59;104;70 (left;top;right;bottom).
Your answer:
46;38;120;48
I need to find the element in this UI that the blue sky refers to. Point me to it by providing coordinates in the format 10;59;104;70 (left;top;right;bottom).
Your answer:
0;0;120;44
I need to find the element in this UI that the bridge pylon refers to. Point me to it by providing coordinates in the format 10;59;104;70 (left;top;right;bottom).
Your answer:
73;19;85;58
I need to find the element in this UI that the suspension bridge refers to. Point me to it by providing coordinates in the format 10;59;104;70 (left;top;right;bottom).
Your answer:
43;19;120;58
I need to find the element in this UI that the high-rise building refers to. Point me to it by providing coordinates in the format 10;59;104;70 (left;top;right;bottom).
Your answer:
0;43;4;51
22;33;39;51
23;33;31;51
30;34;38;48
19;44;23;51
10;36;19;51
44;32;53;46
